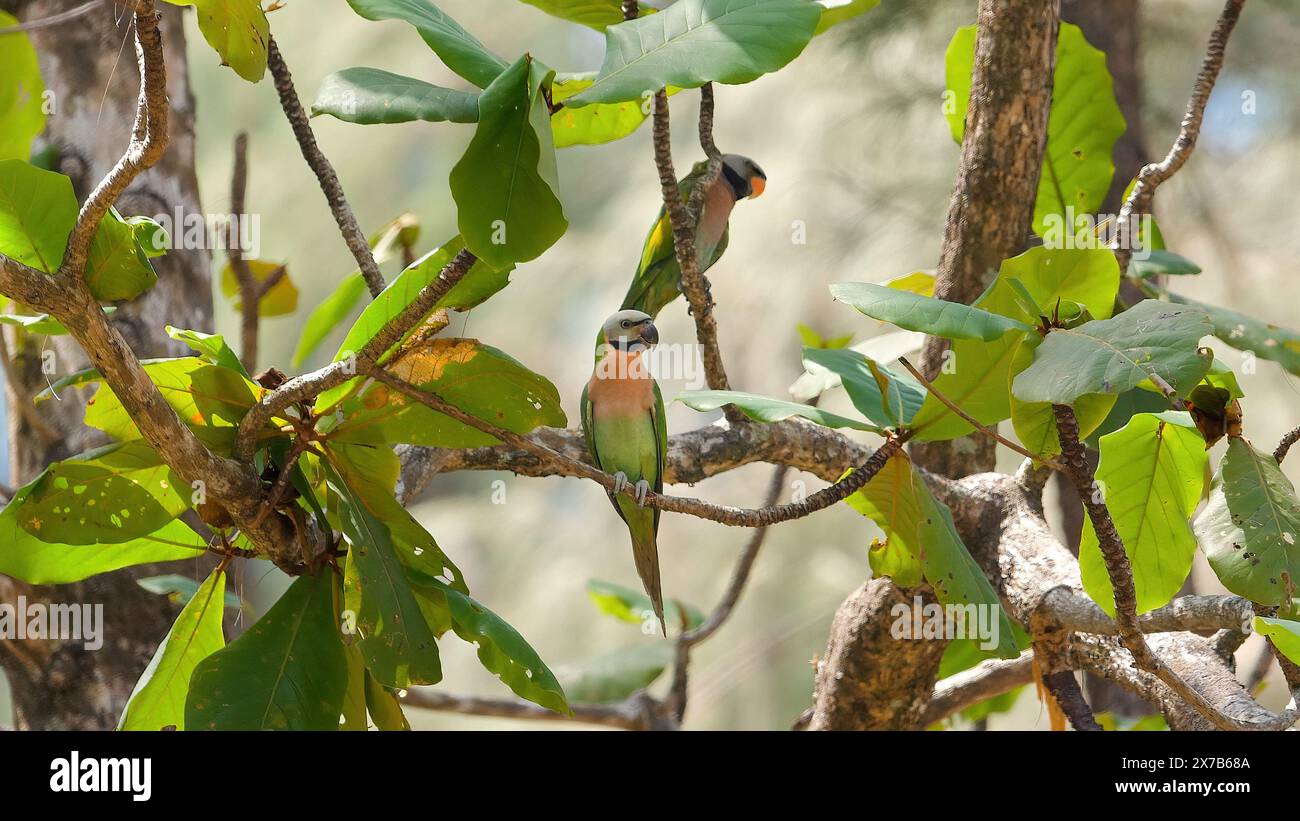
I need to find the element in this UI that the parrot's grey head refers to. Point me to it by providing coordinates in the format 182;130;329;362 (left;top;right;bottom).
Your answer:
602;309;659;353
720;154;766;200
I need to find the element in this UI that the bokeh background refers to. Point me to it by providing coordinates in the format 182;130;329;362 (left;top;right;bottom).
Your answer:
4;0;1299;729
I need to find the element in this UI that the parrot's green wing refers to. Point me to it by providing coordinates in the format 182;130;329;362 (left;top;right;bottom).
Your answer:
619;162;712;318
651;381;668;535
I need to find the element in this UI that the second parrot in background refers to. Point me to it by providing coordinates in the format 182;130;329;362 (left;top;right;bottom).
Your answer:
620;153;766;319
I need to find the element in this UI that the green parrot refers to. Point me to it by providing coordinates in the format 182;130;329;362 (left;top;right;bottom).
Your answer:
619;153;767;320
581;310;669;634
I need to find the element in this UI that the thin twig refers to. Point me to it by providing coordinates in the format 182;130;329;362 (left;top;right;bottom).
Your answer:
1274;425;1300;463
0;0;103;35
362;364;902;528
266;37;385;298
1041;670;1103;731
401;688;660;730
1113;0;1246;273
897;357;1064;471
226;133;262;372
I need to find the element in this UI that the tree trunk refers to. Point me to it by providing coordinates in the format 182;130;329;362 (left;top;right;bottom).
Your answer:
0;2;210;729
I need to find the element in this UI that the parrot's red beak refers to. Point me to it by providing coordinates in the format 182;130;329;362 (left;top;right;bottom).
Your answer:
749;175;766;199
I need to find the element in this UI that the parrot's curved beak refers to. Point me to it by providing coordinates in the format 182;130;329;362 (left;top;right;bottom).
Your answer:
748;175;766;199
640;322;659;346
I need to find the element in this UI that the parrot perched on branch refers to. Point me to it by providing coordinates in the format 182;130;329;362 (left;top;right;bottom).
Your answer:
619;153;766;319
581;310;669;634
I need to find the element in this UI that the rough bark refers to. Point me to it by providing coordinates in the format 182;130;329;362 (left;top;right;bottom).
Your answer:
912;0;1059;478
0;3;208;729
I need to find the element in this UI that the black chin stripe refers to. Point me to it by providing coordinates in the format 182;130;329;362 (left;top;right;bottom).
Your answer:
720;163;748;198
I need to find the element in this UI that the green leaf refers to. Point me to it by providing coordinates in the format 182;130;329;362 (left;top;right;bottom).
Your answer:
0;13;47;162
14;442;189;545
831;281;1033;341
550;73;676;148
567;0;822;107
450;55;567;268
0;499;204;585
843;453;1019;657
292;214;422;368
312;67;480;125
1008;334;1116;457
137;573;244;610
166;326;247;377
677;389;882;432
516;0;637;30
159;0;270;83
409;572;570;714
908;246;1120;441
220;259;297;316
801;346;925;427
1255;617;1300;666
789;330;921;403
365;672;410;730
119;568;226;731
1085;386;1171;448
1079;412;1207;616
586;579;704;630
815;0;881;35
85;208;161;301
332;466;444;689
1197;438;1300;606
1129;249;1201;279
347;0;508;89
946;23;1125;236
187;573;349;730
1012;300;1212;406
0;158;74;272
0;307;115;336
556;643;673;703
332;338;567;447
1156;288;1300;376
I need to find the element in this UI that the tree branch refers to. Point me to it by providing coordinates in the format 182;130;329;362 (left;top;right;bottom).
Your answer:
225;132;262;372
1274;424;1300;463
266;36;385;298
920;651;1034;726
401;688;665;730
1113;0;1246;273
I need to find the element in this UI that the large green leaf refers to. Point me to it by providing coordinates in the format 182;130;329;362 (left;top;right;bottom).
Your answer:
516;0;637;29
946;23;1125;236
800;346;925;427
908;246;1120;441
1008;333;1116;457
186;573;349;730
0;13;46;162
677;389;882;432
0;495;204;584
409;572;570;714
830;282;1032;341
1012;300;1212;406
332;467;443;688
449;55;567;268
815;0;881;34
347;0;508;89
1197;438;1300;606
292;214;423;368
12;441;189;545
586;579;704;630
1255;617;1300;666
1156;288;1300;376
159;0;270;83
1079;412;1207;616
844;453;1019;657
0;161;160;300
332;338;567;447
312;67;480;125
119;568;226;731
567;0;821;107
556;643;673;703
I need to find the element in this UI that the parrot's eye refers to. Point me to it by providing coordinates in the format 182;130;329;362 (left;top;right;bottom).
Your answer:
620;320;632;329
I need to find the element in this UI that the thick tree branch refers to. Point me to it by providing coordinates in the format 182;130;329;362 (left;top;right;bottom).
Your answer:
266;37;385;297
920;651;1034;726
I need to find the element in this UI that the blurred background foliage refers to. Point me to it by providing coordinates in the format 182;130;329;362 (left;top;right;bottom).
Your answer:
5;0;1300;729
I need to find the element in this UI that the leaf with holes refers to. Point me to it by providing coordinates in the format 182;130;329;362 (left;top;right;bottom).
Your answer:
160;0;270;83
1196;438;1300;606
1012;300;1213;406
186;573;349;730
119;568;226;731
1079;412;1207;616
1155;287;1300;376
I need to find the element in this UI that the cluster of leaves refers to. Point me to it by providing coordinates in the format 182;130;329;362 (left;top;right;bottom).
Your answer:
0;0;885;730
680;21;1300;721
